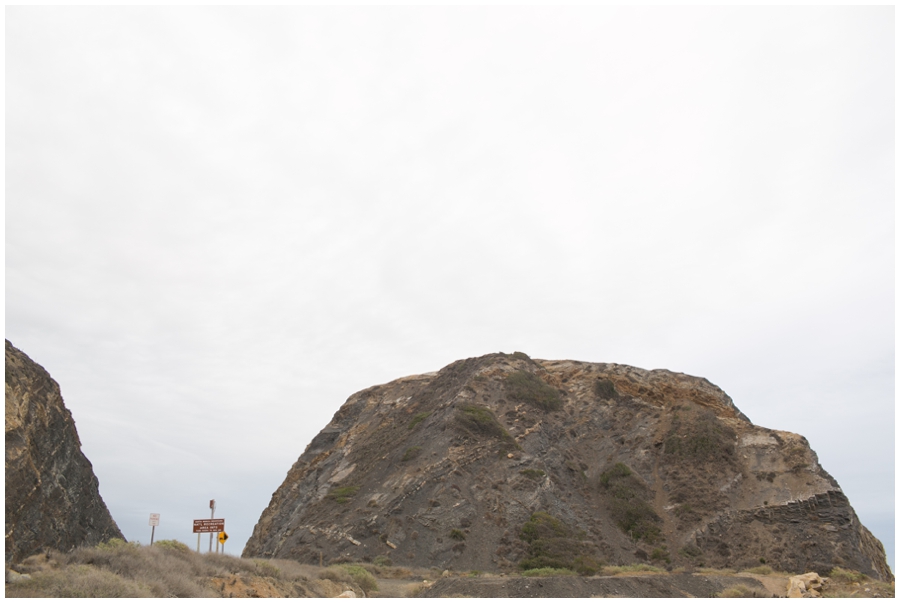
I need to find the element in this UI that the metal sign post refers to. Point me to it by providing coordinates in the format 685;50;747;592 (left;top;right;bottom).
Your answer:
209;500;215;553
149;513;160;545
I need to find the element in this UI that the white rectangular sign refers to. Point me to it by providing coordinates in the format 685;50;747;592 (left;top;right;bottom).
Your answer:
149;513;160;527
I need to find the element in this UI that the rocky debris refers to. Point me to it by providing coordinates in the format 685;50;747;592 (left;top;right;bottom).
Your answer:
243;352;892;582
5;340;123;563
787;572;828;598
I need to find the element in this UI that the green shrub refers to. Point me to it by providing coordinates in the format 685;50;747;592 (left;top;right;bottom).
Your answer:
522;567;577;577
572;555;603;576
401;446;422;462
95;537;138;551
408;411;431;430
679;544;702;558
455;404;519;453
602;564;666;575
373;555;392;567
6;564;155;597
651;547;671;564
664;410;736;463
520;511;568;544
829;567;869;583
252;559;281;577
716;584;767;597
449;529;466;541
153;539;189;552
504;371;563;412
328;485;361;504
599;463;661;543
341;564;378;594
593;379;619;400
518;512;599;574
520;468;546;480
599;462;632;486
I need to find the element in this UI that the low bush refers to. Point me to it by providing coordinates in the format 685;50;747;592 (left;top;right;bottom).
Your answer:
518;512;601;575
252;559;281;578
520;468;546;480
449;529;466;541
504;371;563;412
716;584;767;597
664;409;736;464
651;547;671;564
599;462;632;487
7;564;155;597
328;485;360;504
408;411;431;430
829;567;869;583
593;378;619;400
401;446;422;462
679;544;703;558
340;564;378;594
602;564;666;575
153;539;189;553
599;463;662;543
455;404;519;453
94;537;139;551
522;567;577;577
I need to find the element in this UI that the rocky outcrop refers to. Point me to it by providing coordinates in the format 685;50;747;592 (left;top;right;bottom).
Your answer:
243;352;892;582
5;340;123;563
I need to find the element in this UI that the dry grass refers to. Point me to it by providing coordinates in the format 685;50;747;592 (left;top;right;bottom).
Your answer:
4;540;332;598
716;584;769;597
601;563;667;576
697;567;738;575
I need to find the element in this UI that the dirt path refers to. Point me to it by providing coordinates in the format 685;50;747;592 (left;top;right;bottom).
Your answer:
421;573;774;598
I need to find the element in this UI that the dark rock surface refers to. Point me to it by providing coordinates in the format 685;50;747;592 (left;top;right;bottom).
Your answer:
243;352;892;581
5;340;123;563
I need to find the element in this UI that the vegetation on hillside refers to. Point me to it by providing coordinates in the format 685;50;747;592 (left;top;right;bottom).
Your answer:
454;404;519;453
504;371;563;412
5;539;311;597
327;485;360;504
664;408;736;463
517;511;602;575
599;463;662;544
593;378;619;400
5;540;893;598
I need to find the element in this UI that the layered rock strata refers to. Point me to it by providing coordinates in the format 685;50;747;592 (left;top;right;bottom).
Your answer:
5;340;123;563
244;352;891;581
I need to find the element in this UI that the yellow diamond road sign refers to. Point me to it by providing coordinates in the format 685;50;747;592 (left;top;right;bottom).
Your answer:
218;532;228;544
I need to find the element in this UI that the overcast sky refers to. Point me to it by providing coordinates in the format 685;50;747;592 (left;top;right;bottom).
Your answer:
6;6;894;570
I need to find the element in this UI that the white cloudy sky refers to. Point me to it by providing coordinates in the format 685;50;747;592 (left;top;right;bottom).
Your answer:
6;6;894;569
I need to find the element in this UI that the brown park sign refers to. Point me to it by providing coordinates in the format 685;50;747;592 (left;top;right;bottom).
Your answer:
193;519;225;533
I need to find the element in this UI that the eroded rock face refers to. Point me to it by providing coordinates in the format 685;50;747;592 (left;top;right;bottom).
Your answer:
5;340;123;563
243;353;891;581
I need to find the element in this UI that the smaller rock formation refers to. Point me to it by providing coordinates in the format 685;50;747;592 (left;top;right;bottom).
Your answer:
5;340;123;563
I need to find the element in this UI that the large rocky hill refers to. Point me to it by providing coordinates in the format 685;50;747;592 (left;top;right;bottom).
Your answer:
244;352;891;582
5;340;123;563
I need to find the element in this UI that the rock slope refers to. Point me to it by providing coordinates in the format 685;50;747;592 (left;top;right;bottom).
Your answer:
243;352;892;581
5;340;123;563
